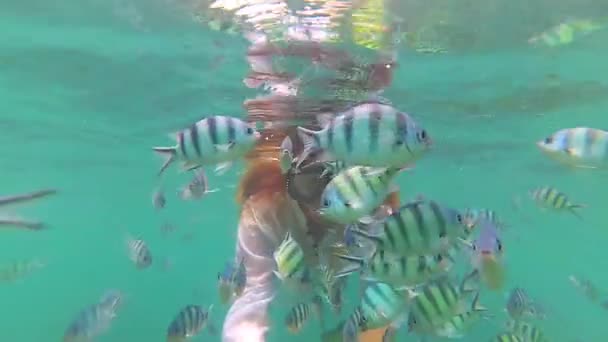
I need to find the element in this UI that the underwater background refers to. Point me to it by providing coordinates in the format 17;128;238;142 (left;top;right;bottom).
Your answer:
1;0;608;341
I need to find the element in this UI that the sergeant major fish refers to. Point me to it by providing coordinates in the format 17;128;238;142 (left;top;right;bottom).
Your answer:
273;232;307;282
353;199;468;256
297;102;431;169
166;305;216;341
153;116;261;176
434;292;489;339
285;296;323;333
126;235;152;269
536;127;608;168
318;166;402;224
406;271;479;334
529;186;584;219
506;287;545;321
334;248;456;289
63;290;124;342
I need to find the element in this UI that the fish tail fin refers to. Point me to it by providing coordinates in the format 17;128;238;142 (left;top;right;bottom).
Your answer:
152;146;177;176
471;292;488;312
351;226;382;244
568;203;585;219
296;126;321;167
460;269;480;294
333;253;364;278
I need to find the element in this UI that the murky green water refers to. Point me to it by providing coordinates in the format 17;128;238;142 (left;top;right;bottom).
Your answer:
1;0;608;341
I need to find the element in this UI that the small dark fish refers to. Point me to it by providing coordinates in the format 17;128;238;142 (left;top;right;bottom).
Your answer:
160;222;177;236
167;305;216;341
285;296;323;334
217;258;247;304
126;236;152;269
0;189;57;207
179;169;218;201
153;187;166;210
506;287;545;320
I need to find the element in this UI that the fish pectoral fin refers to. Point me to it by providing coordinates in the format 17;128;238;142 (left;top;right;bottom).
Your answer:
564;147;581;157
216;142;235;151
180;161;201;172
214;162;233;175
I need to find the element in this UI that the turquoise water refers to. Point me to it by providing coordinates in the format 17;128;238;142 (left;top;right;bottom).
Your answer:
1;1;608;341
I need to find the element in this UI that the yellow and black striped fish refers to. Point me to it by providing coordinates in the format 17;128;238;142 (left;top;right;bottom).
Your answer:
354;198;467;256
334;248;456;288
507;320;549;342
319;166;401;224
492;333;523;342
530;186;584;218
407;271;479;334
273;232;307;281
166;304;215;342
434;292;488;338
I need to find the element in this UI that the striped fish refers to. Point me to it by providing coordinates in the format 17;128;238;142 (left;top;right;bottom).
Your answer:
319;166;401;224
530;186;584;218
407;271;479;334
273;232;307;281
64;290;123;342
536;127;608;168
342;307;367;342
334;248;456;288
153;116;261;176
463;208;507;230
434;292;488;339
285;296;323;333
507;320;549;342
357;282;406;330
492;333;524;342
506;287;545;321
166;305;215;342
217;258;247;305
126;236;152;269
297;103;431;169
0;259;45;283
179;169;218;201
354;199;468;256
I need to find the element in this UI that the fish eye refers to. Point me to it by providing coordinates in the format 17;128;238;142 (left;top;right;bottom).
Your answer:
322;198;331;207
344;202;351;208
544;136;553;144
418;130;427;141
246;127;254;135
395;139;404;146
497;240;503;251
456;214;463;224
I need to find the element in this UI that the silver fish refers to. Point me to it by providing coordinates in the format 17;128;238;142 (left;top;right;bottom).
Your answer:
153;116;261;176
126;236;152;269
297;103;432;169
